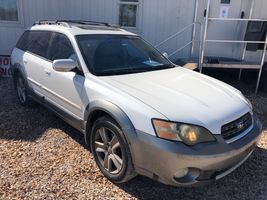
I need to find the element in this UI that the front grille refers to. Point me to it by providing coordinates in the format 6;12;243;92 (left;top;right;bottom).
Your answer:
221;113;252;140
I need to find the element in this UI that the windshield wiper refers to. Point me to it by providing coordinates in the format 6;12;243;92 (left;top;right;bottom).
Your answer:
95;68;136;76
95;65;175;76
132;64;175;72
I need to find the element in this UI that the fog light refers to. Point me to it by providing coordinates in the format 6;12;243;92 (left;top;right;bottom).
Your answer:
174;168;189;179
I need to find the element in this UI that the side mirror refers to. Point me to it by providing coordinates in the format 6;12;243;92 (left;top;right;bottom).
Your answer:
163;52;169;59
52;59;76;72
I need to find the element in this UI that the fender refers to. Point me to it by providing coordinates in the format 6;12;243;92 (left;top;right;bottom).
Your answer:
84;100;139;162
10;63;31;90
85;100;137;140
11;63;24;77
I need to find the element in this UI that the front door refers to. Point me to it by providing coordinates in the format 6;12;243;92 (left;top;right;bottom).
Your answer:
23;31;52;96
42;32;85;120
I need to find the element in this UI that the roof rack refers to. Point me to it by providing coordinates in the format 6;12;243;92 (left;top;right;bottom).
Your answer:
59;20;111;26
33;20;119;28
33;20;71;28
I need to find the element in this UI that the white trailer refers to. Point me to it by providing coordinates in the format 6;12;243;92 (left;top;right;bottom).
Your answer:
0;0;267;92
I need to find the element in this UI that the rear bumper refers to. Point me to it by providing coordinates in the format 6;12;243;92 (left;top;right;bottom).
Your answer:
130;115;263;186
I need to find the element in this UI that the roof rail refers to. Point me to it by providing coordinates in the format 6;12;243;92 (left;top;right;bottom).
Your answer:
58;20;110;26
33;20;119;28
33;20;71;28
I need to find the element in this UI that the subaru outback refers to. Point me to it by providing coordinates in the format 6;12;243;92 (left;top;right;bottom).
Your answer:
11;20;262;186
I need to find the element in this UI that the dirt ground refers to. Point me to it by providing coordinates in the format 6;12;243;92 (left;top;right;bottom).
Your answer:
0;77;266;200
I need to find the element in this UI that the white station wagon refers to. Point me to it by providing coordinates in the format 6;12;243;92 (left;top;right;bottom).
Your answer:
11;20;262;186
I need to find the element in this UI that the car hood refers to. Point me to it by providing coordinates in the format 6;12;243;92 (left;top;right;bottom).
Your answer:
100;67;250;134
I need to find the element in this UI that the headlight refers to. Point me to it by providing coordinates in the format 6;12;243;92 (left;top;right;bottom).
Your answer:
152;119;216;145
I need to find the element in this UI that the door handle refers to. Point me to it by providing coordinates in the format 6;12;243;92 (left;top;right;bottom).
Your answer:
44;69;51;76
23;59;28;64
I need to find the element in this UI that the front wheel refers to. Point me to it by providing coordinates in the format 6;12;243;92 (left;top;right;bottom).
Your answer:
90;116;136;183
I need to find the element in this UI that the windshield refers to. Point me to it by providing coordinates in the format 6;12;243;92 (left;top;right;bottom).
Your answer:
76;35;174;76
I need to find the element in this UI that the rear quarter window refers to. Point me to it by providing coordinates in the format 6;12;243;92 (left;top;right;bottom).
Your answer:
27;31;52;59
16;30;52;59
16;31;30;51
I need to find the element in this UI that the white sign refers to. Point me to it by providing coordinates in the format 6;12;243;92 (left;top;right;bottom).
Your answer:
0;56;12;77
219;6;229;18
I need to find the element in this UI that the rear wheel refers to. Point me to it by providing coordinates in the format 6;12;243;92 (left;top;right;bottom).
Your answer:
14;73;32;107
90;116;136;183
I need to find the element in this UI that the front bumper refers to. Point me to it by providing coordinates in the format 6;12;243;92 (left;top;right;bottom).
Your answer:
130;116;263;186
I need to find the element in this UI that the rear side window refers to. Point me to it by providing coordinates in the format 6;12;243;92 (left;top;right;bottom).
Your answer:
27;31;52;59
16;31;30;51
48;33;75;61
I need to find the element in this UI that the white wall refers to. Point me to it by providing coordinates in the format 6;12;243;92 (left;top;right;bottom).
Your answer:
0;0;117;55
0;0;196;61
196;0;267;63
140;0;195;59
0;0;266;63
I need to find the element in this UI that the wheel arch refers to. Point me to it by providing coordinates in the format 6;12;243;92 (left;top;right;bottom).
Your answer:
84;100;137;148
11;63;29;87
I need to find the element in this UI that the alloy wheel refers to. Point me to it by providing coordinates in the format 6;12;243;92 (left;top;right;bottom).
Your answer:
94;127;123;174
16;76;27;103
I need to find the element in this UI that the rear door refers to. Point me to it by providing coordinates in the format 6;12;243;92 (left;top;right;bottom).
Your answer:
23;31;52;96
42;32;85;119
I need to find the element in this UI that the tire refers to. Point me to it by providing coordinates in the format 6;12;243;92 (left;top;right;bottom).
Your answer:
14;73;33;107
90;115;136;183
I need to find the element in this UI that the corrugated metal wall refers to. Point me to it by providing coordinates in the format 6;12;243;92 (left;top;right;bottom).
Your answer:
141;0;196;59
245;0;267;62
0;0;196;60
0;0;266;62
0;0;118;55
198;0;267;62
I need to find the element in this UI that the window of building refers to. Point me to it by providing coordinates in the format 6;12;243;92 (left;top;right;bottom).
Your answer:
118;0;140;28
221;0;231;4
0;0;18;21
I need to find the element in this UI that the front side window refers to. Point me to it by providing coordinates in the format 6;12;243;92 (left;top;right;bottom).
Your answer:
48;33;75;61
118;0;139;28
76;35;174;76
0;0;18;21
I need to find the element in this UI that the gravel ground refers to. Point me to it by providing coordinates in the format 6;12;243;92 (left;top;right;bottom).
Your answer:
0;77;266;200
